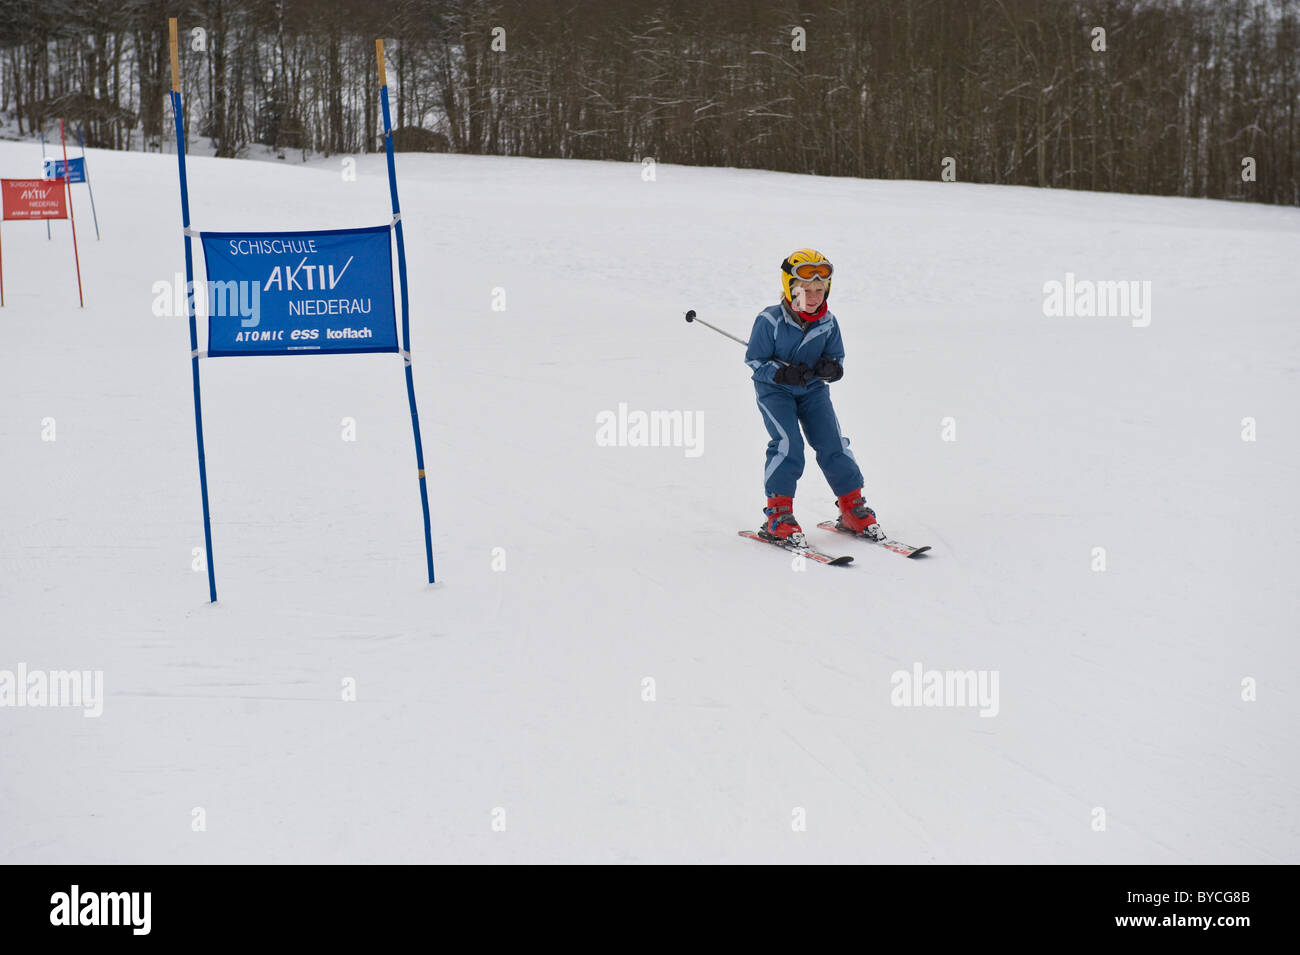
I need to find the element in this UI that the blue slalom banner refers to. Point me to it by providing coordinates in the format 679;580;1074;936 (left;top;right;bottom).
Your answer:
200;225;399;357
42;157;86;183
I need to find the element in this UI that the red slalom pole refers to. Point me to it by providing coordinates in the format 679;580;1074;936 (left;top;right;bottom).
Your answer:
59;118;84;307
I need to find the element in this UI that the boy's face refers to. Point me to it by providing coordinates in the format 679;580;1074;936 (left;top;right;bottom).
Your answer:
793;280;827;312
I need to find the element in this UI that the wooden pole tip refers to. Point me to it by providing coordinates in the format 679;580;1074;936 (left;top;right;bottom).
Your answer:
376;39;387;87
169;18;180;92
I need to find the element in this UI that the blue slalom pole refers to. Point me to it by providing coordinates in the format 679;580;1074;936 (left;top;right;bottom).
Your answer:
40;132;50;240
377;39;435;584
168;23;217;603
76;127;100;240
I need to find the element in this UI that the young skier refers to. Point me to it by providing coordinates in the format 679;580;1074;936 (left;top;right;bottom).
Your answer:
745;248;885;545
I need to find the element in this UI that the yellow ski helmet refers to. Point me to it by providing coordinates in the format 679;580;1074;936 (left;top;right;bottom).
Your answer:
780;248;833;303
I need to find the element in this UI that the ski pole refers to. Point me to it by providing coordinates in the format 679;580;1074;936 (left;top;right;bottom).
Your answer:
684;309;787;365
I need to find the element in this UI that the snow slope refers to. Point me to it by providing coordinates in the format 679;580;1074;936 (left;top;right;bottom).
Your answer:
1;140;1297;863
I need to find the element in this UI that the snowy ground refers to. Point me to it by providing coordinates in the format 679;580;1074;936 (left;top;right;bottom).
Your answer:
1;139;1297;863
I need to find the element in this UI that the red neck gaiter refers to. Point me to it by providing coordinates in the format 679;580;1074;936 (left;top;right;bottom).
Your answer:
788;299;829;323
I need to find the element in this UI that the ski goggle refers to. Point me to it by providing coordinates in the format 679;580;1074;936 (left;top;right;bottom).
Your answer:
784;260;833;281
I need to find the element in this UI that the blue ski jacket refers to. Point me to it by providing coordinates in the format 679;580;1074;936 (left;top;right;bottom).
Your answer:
744;301;845;393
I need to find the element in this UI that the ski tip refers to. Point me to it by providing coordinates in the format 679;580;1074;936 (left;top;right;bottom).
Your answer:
906;546;932;558
829;555;854;565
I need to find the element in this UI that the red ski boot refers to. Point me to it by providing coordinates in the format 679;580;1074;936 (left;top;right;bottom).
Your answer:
836;490;885;541
760;494;805;544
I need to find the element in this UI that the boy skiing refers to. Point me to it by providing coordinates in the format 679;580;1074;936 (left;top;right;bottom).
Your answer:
745;248;885;546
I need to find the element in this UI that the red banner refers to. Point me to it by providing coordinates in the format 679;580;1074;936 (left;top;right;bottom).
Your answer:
1;178;68;220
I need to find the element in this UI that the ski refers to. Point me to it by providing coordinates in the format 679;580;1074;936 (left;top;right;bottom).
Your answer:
737;530;854;566
816;521;931;558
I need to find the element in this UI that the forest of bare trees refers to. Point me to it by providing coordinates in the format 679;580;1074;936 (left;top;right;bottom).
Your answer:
0;0;1295;204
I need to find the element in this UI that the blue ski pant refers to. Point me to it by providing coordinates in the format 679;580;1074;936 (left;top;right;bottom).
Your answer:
755;382;863;499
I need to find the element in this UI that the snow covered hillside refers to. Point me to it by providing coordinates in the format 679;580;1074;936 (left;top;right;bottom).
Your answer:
1;140;1297;863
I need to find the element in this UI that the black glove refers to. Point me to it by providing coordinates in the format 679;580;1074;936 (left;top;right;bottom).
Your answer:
814;357;844;382
773;362;815;386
